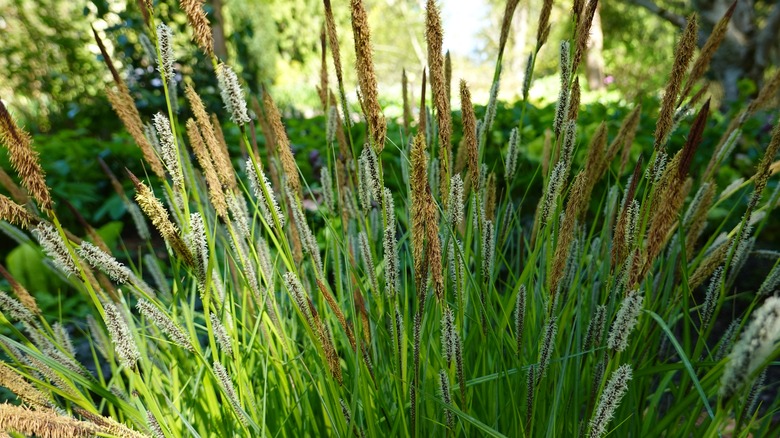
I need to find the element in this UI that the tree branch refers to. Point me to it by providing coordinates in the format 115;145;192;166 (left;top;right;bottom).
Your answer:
627;0;687;28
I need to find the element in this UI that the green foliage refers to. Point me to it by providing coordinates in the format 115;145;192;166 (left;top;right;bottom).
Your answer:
1;2;780;437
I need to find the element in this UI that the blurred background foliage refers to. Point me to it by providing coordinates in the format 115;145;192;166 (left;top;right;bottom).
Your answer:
0;0;779;313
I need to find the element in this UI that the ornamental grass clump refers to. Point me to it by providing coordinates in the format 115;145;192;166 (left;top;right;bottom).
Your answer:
1;0;780;437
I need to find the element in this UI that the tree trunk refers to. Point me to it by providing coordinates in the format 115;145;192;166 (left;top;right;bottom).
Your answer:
211;0;228;60
586;4;606;91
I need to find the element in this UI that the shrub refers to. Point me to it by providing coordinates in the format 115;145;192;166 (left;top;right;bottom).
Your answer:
0;1;779;437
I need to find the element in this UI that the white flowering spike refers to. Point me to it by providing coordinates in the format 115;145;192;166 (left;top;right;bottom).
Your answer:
246;159;285;229
607;291;644;352
127;201;151;241
541;162;566;226
537;316;557;381
152;112;183;188
589;364;632;438
553;41;571;136
0;292;35;323
33;224;78;277
217;64;251;125
720;297;780;398
104;303;140;369
441;307;455;365
758;262;780;296
156;23;175;82
522;52;533;101
515;284;526;355
77;241;131;284
439;369;454;429
482;220;495;279
505;127;520;182
320;167;335;212
213;361;249;426
137;299;192;351
701;266;723;329
326;106;338;144
210;312;233;357
361;146;382;201
284;272;312;325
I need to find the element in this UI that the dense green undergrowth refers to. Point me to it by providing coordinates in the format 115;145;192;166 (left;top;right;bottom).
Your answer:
1;1;780;437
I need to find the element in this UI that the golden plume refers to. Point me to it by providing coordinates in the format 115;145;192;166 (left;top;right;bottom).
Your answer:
0;194;35;229
679;2;736;104
536;0;553;50
323;0;345;94
128;171;195;267
186;118;228;218
106;84;165;179
0;403;100;437
654;14;698;151
179;0;214;56
184;84;236;190
426;0;452;205
572;0;600;73
497;0;520;59
0;362;49;407
262;89;301;194
351;0;386;152
641;100;709;281
410;131;429;293
460;80;479;193
0;102;52;211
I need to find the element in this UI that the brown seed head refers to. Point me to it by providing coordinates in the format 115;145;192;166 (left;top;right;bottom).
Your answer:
106;84;165;178
485;172;497;221
0;102;52;211
402;69;411;135
536;0;553;50
351;0;386;152
677;99;710;180
445;51;452;107
318;26;329;109
498;0;520;58
0;194;35;229
0;403;100;437
186;118;228;218
323;0;345;91
0;362;50;407
128;171;195;267
750;68;780;115
460;80;479;193
654;14;698;151
567;77;581;123
572;0;600;73
425;188;443;301
419;68;428;136
179;0;214;56
426;0;451;202
411;131;429;291
262;89;300;193
608;104;642;168
185;84;235;189
679;2;735;104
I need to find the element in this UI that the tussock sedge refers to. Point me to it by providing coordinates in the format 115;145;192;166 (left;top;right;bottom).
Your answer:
0;0;779;437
